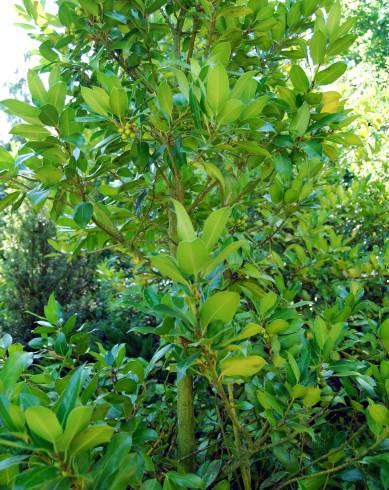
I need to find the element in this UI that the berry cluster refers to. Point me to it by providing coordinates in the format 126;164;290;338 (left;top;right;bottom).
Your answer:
118;122;136;141
235;215;248;231
258;325;270;342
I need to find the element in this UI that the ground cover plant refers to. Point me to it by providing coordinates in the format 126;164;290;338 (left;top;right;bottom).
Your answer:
0;0;388;488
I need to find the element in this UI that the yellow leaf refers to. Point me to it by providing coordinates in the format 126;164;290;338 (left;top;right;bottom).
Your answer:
220;355;266;377
321;91;341;113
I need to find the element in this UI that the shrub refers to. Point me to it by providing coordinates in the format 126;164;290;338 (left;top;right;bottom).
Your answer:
0;0;387;488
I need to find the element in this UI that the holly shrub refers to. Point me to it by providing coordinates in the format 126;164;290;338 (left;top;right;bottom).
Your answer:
0;0;388;489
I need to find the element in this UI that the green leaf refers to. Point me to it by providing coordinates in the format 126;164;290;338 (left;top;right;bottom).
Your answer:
207;64;229;114
110;87;128;119
69;425;115;457
39;104;59;126
141;480;162;490
290;65;310;93
303;386;321;407
221;322;262;346
257;389;284;415
56;367;83;426
1;99;40;120
368;403;389;425
14;467;60;488
157;81;173;119
259;292;277;317
201;163;225;192
309;30;326;65
27;70;47;104
217;98;244;125
290;102;310;136
315;62;347;86
73;202;93;228
220;355;266;377
150;254;189;286
25;406;63;443
241;96;269;119
327;0;341;42
267;319;289;335
0;351;33;395
81;86;110;117
166;472;205;489
57;406;93;451
47;81;66;113
209;41;231;66
202;207;230;250
10;124;50;140
171;199;196;242
204;240;245;275
44;292;61;324
176;238;209;275
35;164;63;186
313;317;327;350
327;34;356;57
200;291;240;327
230;72;257;101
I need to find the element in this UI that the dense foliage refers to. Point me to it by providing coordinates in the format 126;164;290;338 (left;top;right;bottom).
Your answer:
0;0;387;489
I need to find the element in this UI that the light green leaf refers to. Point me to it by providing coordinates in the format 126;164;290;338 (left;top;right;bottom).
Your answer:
10;124;50;140
171;199;196;242
315;62;347;86
327;0;341;42
47;82;66;112
81;86;110;116
241;96;269;120
309;30;326;65
202;163;225;192
209;41;231;66
176;238;209;275
267;319;289;335
35;164;63;185
257;389;283;415
57;406;93;452
303;386;321;407
290;65;310;93
368;403;389;425
230;72;257;102
174;69;189;99
221;323;262;346
313;317;327;350
207;64;229;114
25;406;63;444
217;98;244;125
110;87;128;119
221;355;266;377
204;240;245;275
290;102;310;136
200;291;240;327
157;81;173;119
1;99;40;120
69;425;115;457
327;34;356;57
259;292;277;317
27;70;47;104
202;207;230;250
150;254;189;286
0;351;33;395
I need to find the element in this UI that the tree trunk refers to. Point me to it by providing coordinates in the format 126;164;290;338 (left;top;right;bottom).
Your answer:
177;374;196;472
